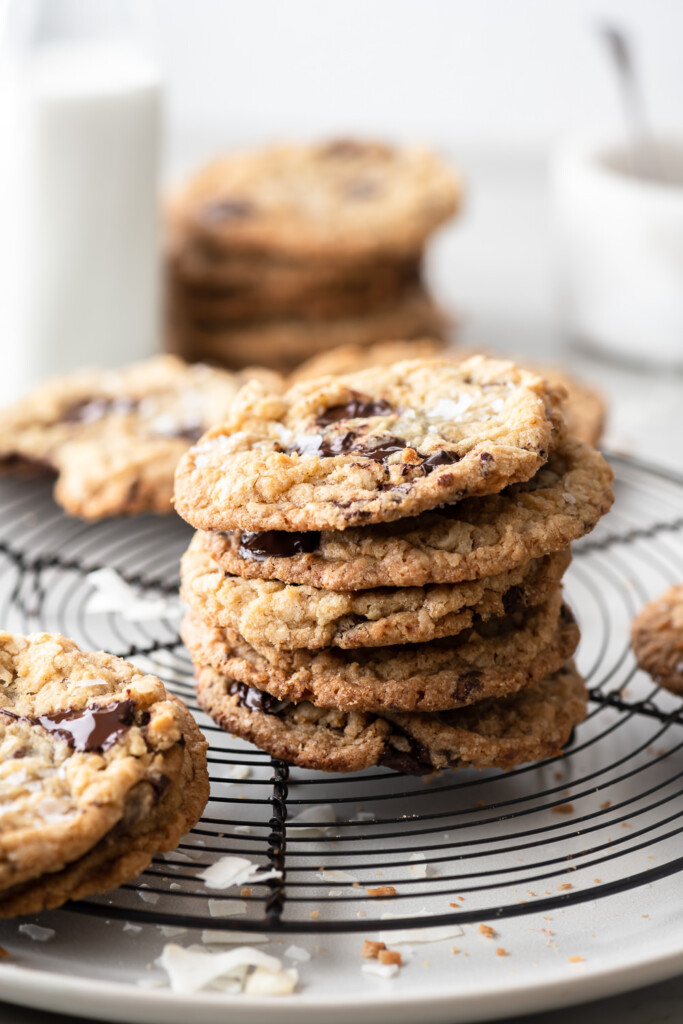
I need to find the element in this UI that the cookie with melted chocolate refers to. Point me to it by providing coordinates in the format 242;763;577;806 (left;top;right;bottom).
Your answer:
193;660;587;774
0;631;208;917
0;354;280;520
202;436;613;590
174;355;565;533
181;530;571;650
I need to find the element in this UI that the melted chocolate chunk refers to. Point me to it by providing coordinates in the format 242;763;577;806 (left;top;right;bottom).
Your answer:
0;699;136;753
201;198;255;223
239;530;321;561
317;394;392;426
479;451;494;476
380;735;433;776
62;396;139;424
229;680;281;715
287;431;409;464
421;450;462;474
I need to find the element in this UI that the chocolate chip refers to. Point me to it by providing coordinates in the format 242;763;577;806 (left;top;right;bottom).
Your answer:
228;680;281;715
380;736;433;776
317;394;392;426
288;430;409;463
175;424;205;443
238;530;321;560
1;699;137;753
62;396;138;424
421;450;462;474
479;451;494;476
201;198;255;223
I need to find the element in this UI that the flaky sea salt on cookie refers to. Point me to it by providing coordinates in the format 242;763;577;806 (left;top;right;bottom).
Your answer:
0;631;208;917
174;356;564;533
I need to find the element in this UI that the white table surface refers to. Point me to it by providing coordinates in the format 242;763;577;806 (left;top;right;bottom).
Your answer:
1;144;681;1024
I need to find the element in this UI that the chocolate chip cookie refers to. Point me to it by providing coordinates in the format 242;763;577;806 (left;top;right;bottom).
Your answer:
291;342;606;447
193;660;587;774
181;531;570;650
203;436;612;590
171;286;450;373
174;356;564;533
631;586;683;695
0;631;208;917
173;139;460;263
182;592;579;713
0;355;280;520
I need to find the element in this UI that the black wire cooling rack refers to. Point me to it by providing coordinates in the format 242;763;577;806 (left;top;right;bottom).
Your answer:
2;454;683;936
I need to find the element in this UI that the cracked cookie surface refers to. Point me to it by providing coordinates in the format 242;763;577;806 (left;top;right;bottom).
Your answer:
174;356;564;533
194;661;587;774
182;592;579;713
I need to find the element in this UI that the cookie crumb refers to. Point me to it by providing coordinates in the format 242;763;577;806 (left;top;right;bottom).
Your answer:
378;950;402;967
569;955;584;963
309;911;319;920
552;803;574;814
0;947;8;958
362;940;386;959
366;885;397;899
600;800;611;810
478;923;496;938
557;883;573;891
496;947;508;957
240;887;252;897
594;878;601;884
451;946;460;955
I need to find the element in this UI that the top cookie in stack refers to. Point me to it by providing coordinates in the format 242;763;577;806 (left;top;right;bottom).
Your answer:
175;356;614;775
167;140;460;372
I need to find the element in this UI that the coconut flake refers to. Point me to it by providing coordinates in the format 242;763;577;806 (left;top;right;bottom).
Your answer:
378;923;463;945
138;888;160;904
315;869;358;883
233;824;253;835
18;924;54;942
158;925;187;938
285;944;311;962
288;804;336;836
208;898;247;918
362;961;399;979
87;567;181;621
328;889;343;897
198;856;282;890
244;966;298;996
227;765;252;780
158;943;282;995
123;922;143;933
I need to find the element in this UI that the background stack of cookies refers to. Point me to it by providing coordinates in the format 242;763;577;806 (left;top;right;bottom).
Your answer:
174;356;614;775
167;140;459;373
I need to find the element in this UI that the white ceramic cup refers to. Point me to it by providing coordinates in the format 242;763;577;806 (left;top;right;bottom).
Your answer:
552;137;683;366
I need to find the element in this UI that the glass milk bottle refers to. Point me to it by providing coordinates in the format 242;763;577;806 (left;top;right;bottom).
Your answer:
0;0;162;403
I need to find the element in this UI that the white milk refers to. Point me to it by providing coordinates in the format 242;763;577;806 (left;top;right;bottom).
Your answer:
0;40;162;402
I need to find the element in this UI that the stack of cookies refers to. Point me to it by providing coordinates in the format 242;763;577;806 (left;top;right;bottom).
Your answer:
167;140;459;373
174;356;614;775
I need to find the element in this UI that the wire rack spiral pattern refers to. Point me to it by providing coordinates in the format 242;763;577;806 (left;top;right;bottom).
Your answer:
1;456;683;936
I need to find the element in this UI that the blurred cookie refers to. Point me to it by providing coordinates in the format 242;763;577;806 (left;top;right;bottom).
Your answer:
174;139;460;262
174;286;451;372
0;631;208;917
0;354;279;520
193;660;587;774
632;586;683;695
